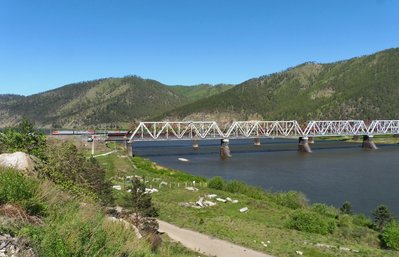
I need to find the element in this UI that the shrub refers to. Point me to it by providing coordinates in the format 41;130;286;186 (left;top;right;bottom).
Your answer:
340;201;353;215
42;143;113;205
0;168;45;216
312;203;338;218
225;180;246;193
21;202;146;257
353;214;373;228
124;178;158;220
287;210;336;235
372;205;394;231
381;221;399;250
208;176;225;190
2;119;47;159
274;191;308;209
337;214;352;228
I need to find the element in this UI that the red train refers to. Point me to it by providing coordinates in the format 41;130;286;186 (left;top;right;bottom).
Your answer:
51;130;130;137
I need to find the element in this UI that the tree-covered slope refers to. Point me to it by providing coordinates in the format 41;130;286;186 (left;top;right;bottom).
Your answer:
170;84;234;102
0;77;233;128
160;48;399;122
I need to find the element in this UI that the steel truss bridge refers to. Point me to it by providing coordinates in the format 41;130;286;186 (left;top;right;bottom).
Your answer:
128;120;399;142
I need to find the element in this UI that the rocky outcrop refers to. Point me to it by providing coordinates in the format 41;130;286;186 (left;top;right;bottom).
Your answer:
0;234;37;257
0;152;38;172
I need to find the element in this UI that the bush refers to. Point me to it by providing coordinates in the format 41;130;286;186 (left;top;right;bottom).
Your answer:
274;191;308;209
353;214;373;227
372;205;394;231
225;180;246;193
21;201;145;257
312;203;338;218
381;221;399;250
2;119;47;159
0;168;45;216
340;201;353;215
42;142;113;205
287;210;336;235
337;214;352;228
124;178;158;220
208;176;225;190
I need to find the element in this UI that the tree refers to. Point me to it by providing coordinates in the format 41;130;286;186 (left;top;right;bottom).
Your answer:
340;201;353;215
372;205;394;231
124;178;158;222
42;142;113;205
3;118;46;159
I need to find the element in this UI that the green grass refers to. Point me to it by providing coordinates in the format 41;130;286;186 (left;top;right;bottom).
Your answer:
0;166;205;257
98;153;399;257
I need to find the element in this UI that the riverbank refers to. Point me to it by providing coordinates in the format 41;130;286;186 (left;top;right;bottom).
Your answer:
97;147;399;257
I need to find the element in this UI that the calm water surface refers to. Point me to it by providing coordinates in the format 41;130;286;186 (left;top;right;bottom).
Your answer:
133;139;399;217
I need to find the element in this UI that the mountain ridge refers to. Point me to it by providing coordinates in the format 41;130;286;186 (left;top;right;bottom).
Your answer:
1;47;398;128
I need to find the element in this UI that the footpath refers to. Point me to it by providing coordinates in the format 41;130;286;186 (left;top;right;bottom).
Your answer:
158;220;275;257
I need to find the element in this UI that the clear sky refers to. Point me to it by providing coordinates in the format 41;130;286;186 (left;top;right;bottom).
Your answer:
1;0;398;95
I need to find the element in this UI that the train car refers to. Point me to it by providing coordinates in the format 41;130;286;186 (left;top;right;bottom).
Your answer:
107;130;129;137
51;130;74;135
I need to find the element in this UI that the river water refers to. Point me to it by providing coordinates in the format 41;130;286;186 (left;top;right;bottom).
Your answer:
133;139;399;217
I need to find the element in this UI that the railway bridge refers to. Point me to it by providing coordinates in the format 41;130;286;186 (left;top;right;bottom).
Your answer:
127;120;399;159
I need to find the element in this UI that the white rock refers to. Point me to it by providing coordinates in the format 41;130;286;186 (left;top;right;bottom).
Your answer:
216;198;227;203
112;185;122;190
339;247;350;251
185;186;198;191
232;200;239;203
226;197;232;202
295;250;303;255
207;194;217;198
0;151;37;172
240;207;249;213
203;201;216;207
145;188;158;194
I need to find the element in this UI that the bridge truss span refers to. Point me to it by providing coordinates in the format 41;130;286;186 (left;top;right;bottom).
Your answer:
367;120;399;135
129;121;224;141
304;120;369;137
225;120;304;138
128;120;399;142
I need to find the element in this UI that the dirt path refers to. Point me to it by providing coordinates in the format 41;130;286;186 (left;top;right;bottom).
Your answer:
158;220;276;257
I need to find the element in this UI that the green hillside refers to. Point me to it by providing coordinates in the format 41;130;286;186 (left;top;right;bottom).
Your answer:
0;77;233;128
160;48;399;122
170;84;234;102
1;47;399;128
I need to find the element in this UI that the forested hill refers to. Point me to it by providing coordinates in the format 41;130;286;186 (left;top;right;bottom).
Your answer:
160;48;399;123
1;48;398;128
0;76;233;128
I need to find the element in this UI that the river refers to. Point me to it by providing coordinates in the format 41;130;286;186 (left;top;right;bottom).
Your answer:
133;138;399;217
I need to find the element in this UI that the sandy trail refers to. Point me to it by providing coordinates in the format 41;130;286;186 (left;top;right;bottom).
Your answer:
158;219;275;257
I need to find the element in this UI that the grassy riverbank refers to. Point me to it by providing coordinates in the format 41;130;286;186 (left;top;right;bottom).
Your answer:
96;145;399;257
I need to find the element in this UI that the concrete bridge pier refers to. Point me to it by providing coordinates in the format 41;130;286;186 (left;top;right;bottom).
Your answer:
253;138;261;146
125;141;134;157
362;135;378;150
298;137;312;153
220;139;232;160
192;140;199;150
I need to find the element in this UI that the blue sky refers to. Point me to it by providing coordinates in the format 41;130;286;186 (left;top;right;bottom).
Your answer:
1;0;398;95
